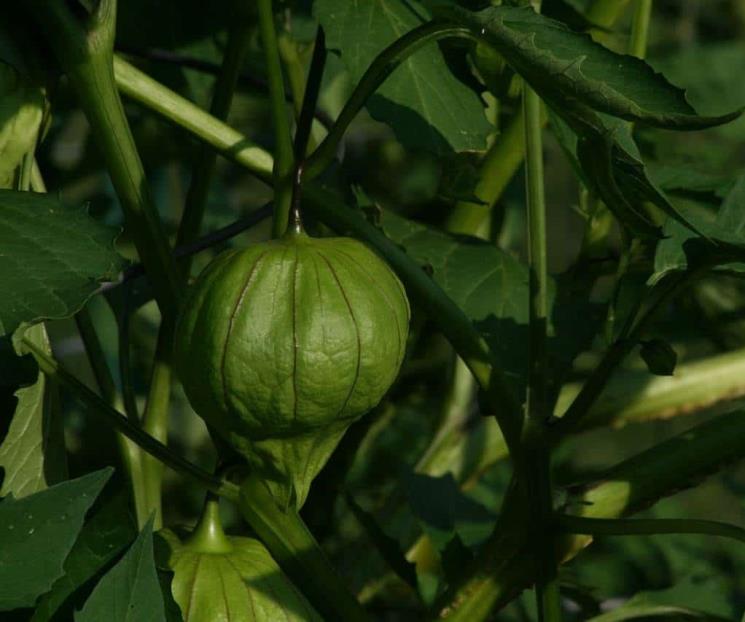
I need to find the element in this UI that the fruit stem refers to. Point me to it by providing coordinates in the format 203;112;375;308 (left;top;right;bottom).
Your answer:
186;495;233;554
287;163;306;236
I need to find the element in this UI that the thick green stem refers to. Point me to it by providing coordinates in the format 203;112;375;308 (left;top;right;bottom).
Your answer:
587;0;634;29
21;337;238;502
278;34;307;120
629;0;654;59
522;22;562;616
446;109;529;236
557;515;745;546
239;474;371;622
140;17;252;531
257;0;295;237
140;329;171;529
28;0;181;322
75;307;148;527
113;56;273;180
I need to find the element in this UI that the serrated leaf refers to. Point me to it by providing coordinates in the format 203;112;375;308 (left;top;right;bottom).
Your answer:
75;518;165;622
314;0;492;154
0;190;125;336
32;492;137;622
379;208;602;397
444;5;740;129
0;323;65;498
0;469;112;611
553;100;708;241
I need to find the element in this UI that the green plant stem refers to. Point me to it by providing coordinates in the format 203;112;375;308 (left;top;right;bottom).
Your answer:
293;28;327;164
629;0;653;59
303;22;473;181
140;16;252;531
111;62;525;462
439;408;745;619
415;357;476;473
557;515;745;546
21;336;239;503
113;56;273;180
446;108;529;236
75;307;149;527
140;331;171;529
27;0;181;322
557;344;745;426
239;474;371;622
522;13;562;615
31;160;150;525
117;304;140;422
587;0;634;29
278;34;308;120
257;0;295;237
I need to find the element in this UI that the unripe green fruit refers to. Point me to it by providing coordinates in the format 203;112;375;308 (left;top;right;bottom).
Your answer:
175;229;410;507
160;501;321;621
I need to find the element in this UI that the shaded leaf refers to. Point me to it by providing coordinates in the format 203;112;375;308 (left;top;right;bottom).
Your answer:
557;102;706;241
653;174;745;280
314;0;492;154
379;208;602;397
344;492;418;589
437;151;487;204
32;492;137;622
404;472;496;550
0;191;124;337
442;4;740;129
75;518;165;622
0;469;112;611
0;323;65;498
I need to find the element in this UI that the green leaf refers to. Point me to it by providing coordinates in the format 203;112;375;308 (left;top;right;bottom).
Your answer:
379;208;602;396
444;5;740;129
0;61;45;189
653;174;745;280
640;339;677;377
75;518;166;622
344;492;418;589
404;472;496;550
32;492;137;622
0;468;112;611
0;190;125;337
0;323;65;498
314;0;492;154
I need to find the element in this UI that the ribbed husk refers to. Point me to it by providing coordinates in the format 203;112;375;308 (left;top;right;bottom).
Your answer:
175;232;410;507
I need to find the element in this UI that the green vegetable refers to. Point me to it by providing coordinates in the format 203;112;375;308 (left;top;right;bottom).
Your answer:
160;499;321;621
175;226;410;508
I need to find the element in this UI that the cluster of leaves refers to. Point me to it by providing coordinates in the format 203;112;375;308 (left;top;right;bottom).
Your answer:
4;0;745;620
